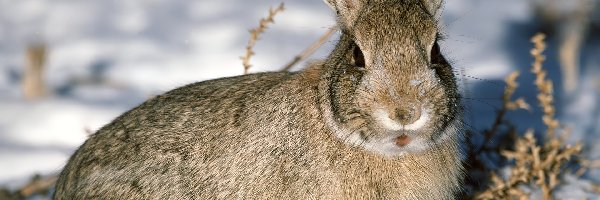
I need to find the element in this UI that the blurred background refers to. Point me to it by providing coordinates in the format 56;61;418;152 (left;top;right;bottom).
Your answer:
0;0;599;199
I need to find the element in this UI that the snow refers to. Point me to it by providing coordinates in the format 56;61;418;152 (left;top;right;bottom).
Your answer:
0;0;335;188
0;0;598;198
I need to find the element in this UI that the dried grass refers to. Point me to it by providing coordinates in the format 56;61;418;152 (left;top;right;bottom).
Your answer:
0;174;57;199
22;44;47;100
281;26;337;71
240;3;285;75
533;0;596;93
474;33;598;200
530;34;559;139
484;71;530;139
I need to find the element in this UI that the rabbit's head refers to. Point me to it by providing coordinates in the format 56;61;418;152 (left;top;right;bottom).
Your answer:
321;0;460;157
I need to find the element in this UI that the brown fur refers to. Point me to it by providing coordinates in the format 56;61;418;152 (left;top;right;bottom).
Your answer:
55;0;464;199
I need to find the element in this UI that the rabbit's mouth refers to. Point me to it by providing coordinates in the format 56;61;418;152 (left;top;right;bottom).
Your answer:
357;133;430;158
395;135;411;147
369;114;461;157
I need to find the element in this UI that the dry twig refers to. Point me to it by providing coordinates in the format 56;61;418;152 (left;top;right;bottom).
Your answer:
240;3;285;74
18;175;58;197
530;33;559;139
281;26;337;71
484;71;530;139
475;33;593;200
23;44;47;100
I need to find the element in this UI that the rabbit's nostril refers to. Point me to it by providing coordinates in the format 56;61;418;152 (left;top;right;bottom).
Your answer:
395;107;421;126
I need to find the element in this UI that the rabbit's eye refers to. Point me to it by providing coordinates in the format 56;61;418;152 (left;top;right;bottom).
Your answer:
430;41;443;65
352;45;366;68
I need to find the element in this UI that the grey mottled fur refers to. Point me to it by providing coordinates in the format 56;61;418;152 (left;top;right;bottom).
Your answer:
55;0;464;199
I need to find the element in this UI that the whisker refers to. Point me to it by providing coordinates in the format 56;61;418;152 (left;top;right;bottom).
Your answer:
461;98;501;110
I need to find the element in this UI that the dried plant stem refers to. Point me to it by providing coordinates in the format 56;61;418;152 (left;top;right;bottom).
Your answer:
18;175;57;197
559;26;584;93
476;33;589;200
485;72;530;139
530;33;559;139
240;3;285;75
23;44;47;100
281;26;337;71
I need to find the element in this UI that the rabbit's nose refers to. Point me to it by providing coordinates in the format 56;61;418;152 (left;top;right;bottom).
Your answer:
374;106;429;131
395;106;421;126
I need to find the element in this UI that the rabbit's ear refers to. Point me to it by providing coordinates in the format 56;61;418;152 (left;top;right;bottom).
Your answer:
323;0;363;11
323;0;364;29
323;0;335;10
421;0;443;16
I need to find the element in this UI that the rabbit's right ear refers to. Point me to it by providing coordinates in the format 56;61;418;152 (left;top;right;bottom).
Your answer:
323;0;335;10
422;0;443;16
322;0;364;29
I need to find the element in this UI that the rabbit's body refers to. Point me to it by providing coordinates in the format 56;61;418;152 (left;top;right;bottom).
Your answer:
55;0;464;199
55;63;461;199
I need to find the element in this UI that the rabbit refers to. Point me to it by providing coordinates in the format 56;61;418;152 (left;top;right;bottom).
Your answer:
54;0;464;199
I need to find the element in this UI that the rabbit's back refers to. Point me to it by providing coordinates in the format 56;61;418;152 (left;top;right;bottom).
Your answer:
54;71;332;199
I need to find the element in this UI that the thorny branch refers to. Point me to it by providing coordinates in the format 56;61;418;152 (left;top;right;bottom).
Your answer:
241;3;286;74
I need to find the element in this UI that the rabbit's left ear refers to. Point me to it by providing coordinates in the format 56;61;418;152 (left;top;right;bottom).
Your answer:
422;0;443;16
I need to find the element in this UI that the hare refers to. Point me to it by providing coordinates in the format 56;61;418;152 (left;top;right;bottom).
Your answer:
54;0;464;199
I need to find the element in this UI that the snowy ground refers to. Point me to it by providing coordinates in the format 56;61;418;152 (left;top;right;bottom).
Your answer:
0;0;598;198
